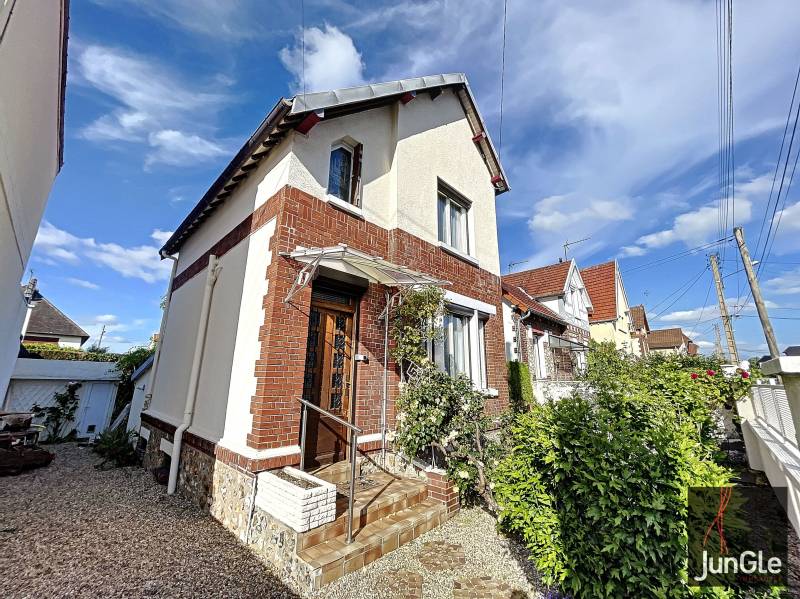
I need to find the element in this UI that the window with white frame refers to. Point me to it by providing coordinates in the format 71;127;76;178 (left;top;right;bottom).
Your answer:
327;141;362;206
432;307;488;390
437;182;471;255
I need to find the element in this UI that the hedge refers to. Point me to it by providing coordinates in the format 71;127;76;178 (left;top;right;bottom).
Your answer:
19;342;119;363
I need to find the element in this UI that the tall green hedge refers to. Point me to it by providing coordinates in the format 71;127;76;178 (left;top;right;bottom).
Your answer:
507;360;534;411
492;343;756;598
19;342;118;363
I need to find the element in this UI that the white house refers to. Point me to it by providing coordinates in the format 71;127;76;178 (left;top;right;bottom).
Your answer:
141;74;510;590
127;354;154;435
0;1;70;400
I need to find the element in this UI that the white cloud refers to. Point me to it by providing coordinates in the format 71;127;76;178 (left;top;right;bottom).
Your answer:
75;44;230;168
280;25;365;93
92;0;264;40
150;229;174;246
33;221;172;284
66;277;100;290
763;267;800;296
95;314;118;324
528;196;633;234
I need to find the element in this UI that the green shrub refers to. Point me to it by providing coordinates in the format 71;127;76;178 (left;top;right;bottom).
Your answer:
94;428;139;467
492;343;753;597
507;360;534;411
20;342;118;362
393;364;496;502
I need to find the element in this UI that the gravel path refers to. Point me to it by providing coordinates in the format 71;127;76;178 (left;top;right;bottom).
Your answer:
312;506;547;599
0;443;296;598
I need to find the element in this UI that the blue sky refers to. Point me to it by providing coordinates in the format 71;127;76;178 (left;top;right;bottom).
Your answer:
31;0;800;356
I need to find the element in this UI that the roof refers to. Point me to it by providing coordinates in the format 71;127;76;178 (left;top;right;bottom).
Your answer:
161;73;509;256
581;261;618;323
785;346;800;356
501;282;566;327
12;358;119;381
630;304;650;332
131;353;155;382
502;260;572;298
24;294;88;343
648;328;690;350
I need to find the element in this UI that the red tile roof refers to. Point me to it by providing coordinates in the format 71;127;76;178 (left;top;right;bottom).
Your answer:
648;327;692;350
501;282;566;326
630;304;649;332
502;260;571;298
581;261;618;323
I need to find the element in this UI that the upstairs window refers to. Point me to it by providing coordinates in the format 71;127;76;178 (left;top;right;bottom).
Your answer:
437;182;470;255
327;141;363;207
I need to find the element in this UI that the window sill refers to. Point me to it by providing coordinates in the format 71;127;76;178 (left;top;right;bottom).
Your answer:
325;194;364;219
438;242;479;267
480;387;499;397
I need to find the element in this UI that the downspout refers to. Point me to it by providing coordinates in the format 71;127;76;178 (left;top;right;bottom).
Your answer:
167;255;221;495
141;252;179;434
381;290;390;467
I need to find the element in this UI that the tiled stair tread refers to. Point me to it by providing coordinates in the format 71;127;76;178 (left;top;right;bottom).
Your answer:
296;473;427;550
299;499;447;570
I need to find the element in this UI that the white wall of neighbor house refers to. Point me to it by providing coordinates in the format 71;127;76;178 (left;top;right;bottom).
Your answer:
502;300;517;361
219;219;276;454
128;364;152;434
0;0;67;403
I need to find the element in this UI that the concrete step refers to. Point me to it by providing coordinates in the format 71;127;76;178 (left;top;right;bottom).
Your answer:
296;472;427;551
299;498;449;589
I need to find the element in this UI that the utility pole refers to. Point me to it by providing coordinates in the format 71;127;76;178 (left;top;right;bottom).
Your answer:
710;253;739;363
734;226;780;358
714;324;724;359
97;324;106;348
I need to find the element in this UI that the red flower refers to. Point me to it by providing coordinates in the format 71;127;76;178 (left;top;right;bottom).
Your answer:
741;371;750;379
707;370;716;377
691;373;699;380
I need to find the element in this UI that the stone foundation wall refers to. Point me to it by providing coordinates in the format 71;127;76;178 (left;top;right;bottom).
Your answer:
178;443;214;511
142;424;170;471
209;458;255;542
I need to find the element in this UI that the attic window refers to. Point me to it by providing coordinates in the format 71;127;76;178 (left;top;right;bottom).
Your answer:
327;141;362;207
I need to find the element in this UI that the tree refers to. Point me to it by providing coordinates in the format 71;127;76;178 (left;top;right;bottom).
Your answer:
32;382;82;441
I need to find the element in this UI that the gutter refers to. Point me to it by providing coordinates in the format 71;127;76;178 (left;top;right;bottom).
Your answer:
141;251;179;435
167;255;221;495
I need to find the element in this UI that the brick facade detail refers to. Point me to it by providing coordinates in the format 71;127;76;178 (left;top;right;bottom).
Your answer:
425;469;460;515
165;184;509;467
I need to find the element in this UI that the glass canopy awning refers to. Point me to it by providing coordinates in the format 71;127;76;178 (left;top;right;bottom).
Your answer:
281;244;450;303
549;334;590;351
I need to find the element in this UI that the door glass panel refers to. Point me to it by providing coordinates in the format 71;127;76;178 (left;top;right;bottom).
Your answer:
302;309;321;403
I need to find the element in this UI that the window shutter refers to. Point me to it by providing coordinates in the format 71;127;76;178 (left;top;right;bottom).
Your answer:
349;143;363;206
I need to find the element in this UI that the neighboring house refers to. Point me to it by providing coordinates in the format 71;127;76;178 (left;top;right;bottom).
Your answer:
127;353;154;435
648;327;697;355
21;289;89;348
0;1;69;401
141;75;509;588
581;260;636;355
629;304;650;356
3;358;119;441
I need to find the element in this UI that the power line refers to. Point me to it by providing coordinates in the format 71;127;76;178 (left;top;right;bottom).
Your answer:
649;265;710;312
653;266;709;319
623;237;732;273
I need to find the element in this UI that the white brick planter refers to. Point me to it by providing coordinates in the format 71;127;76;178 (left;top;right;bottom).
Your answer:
255;467;337;532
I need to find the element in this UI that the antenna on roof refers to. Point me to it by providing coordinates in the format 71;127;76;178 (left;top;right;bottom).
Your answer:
563;237;591;260
507;259;528;274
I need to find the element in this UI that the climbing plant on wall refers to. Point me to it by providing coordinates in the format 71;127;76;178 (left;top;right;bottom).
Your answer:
390;285;445;378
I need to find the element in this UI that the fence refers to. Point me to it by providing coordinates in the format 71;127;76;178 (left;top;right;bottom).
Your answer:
750;383;795;446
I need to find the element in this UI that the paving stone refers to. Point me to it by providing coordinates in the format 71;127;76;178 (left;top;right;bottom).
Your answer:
418;540;466;571
383;569;423;598
453;576;520;599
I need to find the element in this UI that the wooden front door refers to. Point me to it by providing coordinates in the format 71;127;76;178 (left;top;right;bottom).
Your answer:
301;295;355;468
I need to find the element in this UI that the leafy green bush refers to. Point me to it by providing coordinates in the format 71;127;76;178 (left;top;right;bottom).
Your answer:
20;342;118;362
390;286;444;377
507;360;534;411
94;428;139;467
492;343;749;597
393;364;496;502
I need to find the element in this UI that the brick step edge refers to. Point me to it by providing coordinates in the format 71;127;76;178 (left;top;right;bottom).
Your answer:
296;482;428;551
301;499;451;589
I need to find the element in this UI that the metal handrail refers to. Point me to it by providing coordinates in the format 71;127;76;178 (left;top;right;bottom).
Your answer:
296;397;362;543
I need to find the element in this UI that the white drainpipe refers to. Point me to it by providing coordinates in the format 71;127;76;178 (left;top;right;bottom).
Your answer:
167;255;221;495
142;252;179;422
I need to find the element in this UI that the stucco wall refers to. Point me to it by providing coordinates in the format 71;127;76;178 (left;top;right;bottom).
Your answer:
218;219;276;455
0;0;66;402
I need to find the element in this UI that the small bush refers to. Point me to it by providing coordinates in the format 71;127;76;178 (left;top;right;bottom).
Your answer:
507;361;534;411
32;382;82;441
94;428;139;467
